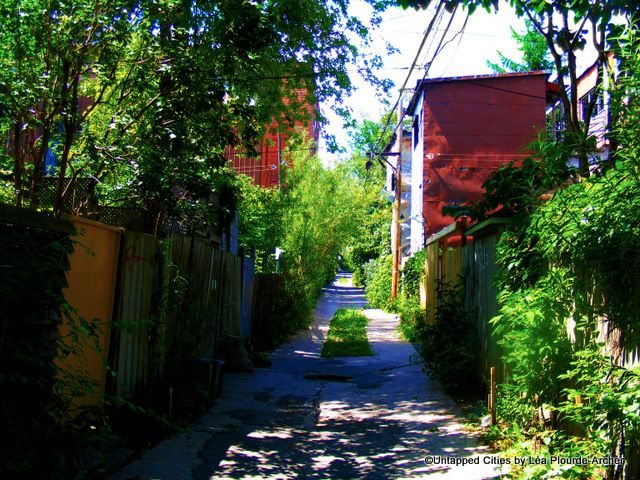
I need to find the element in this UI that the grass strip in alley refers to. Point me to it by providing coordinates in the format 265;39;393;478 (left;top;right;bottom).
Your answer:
321;308;373;357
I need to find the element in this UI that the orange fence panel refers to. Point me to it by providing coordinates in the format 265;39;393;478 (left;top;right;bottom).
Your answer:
58;216;122;409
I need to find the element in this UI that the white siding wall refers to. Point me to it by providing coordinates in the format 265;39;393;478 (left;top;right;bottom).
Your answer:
410;92;425;254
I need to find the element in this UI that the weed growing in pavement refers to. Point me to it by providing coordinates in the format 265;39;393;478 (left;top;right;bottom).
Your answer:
321;308;373;357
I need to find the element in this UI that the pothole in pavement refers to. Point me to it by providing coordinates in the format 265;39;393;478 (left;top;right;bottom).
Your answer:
303;373;353;382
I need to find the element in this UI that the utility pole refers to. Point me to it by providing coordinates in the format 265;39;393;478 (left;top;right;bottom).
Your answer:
366;150;401;299
391;164;401;300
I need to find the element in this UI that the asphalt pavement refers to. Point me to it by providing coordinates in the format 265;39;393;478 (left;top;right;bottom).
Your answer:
109;273;501;479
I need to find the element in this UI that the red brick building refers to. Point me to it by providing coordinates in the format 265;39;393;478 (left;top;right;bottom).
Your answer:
226;91;319;188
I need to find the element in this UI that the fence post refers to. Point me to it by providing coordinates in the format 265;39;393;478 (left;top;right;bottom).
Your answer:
489;366;496;425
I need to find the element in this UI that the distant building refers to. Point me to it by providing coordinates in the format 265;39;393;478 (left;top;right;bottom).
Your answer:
575;54;616;166
226;89;320;188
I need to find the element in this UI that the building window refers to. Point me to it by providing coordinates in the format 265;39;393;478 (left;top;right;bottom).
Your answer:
413;114;419;148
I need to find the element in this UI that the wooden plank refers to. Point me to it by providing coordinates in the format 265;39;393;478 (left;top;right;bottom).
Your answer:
425;241;439;324
468;230;507;384
442;245;463;284
426;222;457;246
0;204;74;234
464;217;511;236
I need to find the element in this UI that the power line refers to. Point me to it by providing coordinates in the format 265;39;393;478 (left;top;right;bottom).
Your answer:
465;81;548;100
434;11;470;75
392;27;512;40
374;0;448;155
375;2;460;155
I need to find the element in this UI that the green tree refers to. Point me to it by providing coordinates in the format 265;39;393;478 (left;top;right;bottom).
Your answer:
0;0;394;221
463;25;640;478
238;139;372;346
339;116;393;283
487;19;554;73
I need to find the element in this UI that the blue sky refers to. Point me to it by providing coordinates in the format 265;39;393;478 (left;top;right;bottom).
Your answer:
318;0;525;164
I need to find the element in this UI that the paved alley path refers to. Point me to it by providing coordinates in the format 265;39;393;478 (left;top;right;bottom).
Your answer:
110;274;500;479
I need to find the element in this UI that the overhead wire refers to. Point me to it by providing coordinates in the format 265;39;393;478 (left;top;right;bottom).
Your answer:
433;12;469;59
433;11;470;76
372;0;447;158
373;2;460;157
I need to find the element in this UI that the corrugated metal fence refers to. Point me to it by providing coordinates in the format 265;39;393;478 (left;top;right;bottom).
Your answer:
109;231;246;402
2;206;284;422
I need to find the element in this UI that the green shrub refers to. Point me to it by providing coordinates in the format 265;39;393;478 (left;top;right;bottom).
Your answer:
421;280;480;394
364;254;393;309
402;249;426;299
395;296;426;343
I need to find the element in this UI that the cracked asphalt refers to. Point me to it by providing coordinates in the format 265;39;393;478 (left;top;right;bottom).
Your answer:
109;274;501;479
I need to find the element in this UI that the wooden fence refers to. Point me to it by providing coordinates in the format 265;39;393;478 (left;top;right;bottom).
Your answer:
423;215;640;385
424;221;465;324
423;218;508;383
463;218;510;384
2;205;278;422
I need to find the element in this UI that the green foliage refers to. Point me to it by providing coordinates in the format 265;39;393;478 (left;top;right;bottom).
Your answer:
557;344;640;480
321;308;373;357
364;254;393;309
491;276;574;413
340;116;393;286
0;212;79;478
343;199;392;285
0;0;394;220
487;20;554;74
237;177;283;273
240;143;372;348
494;384;539;431
394;295;426;343
395;250;427;343
476;25;640;480
421;280;479;394
402;249;426;299
362;252;427;343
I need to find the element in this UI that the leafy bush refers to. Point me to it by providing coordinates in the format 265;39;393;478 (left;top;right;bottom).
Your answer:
362;251;427;343
0;211;80;478
239;145;371;348
402;249;426;299
395;295;426;343
476;26;640;479
364;254;393;309
421;280;480;394
491;276;574;416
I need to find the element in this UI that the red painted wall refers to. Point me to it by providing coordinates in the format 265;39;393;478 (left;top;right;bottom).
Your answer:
421;73;547;236
228;89;319;188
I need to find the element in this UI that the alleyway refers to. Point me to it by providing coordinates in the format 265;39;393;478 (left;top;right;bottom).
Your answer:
110;274;500;479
